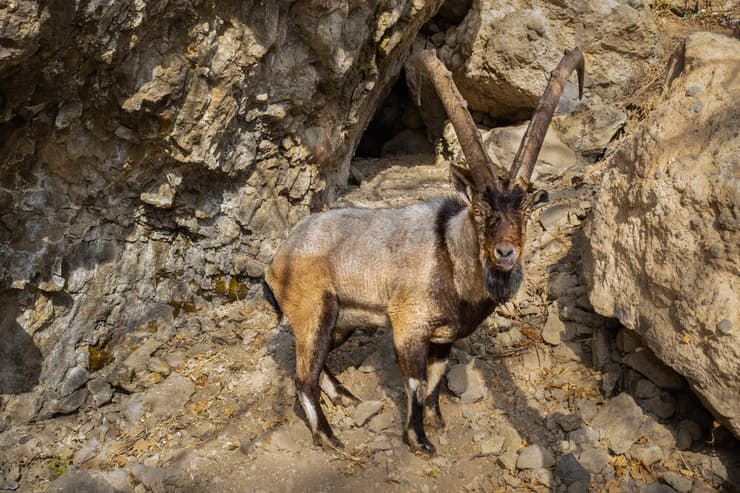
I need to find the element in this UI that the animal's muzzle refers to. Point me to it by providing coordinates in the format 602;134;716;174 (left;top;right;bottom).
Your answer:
493;241;518;271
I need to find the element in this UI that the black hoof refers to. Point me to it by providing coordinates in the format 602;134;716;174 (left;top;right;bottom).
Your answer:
313;431;344;450
403;430;436;456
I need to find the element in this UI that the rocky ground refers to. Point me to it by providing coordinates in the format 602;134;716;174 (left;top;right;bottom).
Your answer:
1;153;738;493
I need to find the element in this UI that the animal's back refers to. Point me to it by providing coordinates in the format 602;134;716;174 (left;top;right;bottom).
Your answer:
266;200;445;323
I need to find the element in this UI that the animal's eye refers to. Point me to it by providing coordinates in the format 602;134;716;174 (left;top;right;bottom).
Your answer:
472;206;482;216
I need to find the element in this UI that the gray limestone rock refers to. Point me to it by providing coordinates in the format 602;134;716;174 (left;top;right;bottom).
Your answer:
555;413;584;432
569;426;600;446
592;326;613;370
635;379;661;399
662;472;693;493
86;378;113;407
54;388;89;415
432;0;662;120
630;444;664;467
353;400;384;427
498;451;519;471
368;412;394;433
556;453;590;486
622;350;684;390
640;395;676;420
578;447;610;474
591;393;645;454
516;444;555;470
47;470;118;493
480;435;505;456
446;362;486;403
59;367;90;397
617;328;644;353
542;304;574;346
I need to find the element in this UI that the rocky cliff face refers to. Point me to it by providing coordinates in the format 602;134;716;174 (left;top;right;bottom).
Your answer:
585;32;740;437
0;0;443;422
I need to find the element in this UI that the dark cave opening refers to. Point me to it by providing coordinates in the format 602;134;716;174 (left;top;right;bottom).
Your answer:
354;1;475;160
354;70;432;159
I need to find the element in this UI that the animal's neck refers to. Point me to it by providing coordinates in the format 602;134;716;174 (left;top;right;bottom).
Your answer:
445;208;488;302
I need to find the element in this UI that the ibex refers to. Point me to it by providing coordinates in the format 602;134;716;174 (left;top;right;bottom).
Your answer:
265;48;584;455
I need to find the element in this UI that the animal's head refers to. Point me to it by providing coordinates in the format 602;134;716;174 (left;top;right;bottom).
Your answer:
416;47;584;295
451;165;549;273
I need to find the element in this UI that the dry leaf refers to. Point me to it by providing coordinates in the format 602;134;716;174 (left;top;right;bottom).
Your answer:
132;438;153;455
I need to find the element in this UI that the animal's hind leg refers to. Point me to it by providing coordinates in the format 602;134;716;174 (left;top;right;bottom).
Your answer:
320;368;360;406
319;327;360;406
293;292;343;449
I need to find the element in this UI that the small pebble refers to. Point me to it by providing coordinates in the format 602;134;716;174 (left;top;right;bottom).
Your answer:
692;101;704;113
558;440;574;453
480;435;505;455
663;471;693;493
685;85;702;96
516;444;555;470
717;319;732;334
630;443;664;466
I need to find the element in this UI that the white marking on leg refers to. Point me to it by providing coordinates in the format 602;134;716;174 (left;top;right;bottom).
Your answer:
410;378;425;401
408;377;420;393
405;379;415;427
299;391;318;432
319;371;339;400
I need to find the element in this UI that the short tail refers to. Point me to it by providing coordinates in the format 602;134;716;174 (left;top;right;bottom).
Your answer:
261;278;283;319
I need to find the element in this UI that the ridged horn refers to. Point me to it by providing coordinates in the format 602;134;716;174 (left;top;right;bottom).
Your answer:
415;49;501;191
508;48;585;190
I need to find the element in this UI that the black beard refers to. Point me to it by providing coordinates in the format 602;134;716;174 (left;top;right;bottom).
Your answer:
484;262;523;303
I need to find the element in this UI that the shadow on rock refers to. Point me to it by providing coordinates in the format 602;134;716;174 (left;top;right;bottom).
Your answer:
0;299;42;394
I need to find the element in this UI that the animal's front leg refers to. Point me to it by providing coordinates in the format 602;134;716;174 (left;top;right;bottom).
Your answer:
393;334;436;455
424;342;452;429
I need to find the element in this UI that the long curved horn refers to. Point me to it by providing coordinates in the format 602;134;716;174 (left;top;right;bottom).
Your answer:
508;48;585;190
415;49;500;191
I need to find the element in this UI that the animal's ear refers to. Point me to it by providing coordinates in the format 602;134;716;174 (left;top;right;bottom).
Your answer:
526;189;549;212
450;163;475;204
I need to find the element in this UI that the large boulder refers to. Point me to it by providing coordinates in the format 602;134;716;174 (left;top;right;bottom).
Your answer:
0;0;443;423
408;0;660;160
585;33;740;437
435;0;662;120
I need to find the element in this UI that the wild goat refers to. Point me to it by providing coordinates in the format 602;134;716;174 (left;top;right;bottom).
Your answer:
265;48;584;455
